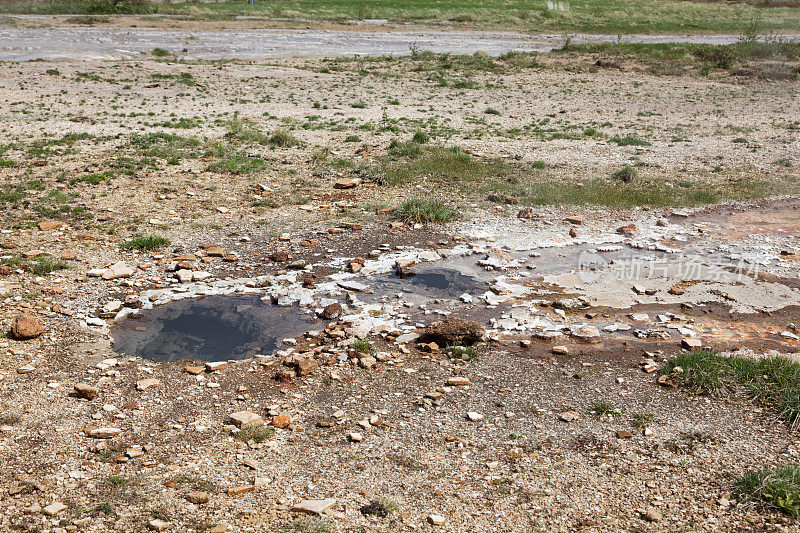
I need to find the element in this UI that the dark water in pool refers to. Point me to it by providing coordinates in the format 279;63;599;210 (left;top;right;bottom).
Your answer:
110;295;318;363
377;267;484;297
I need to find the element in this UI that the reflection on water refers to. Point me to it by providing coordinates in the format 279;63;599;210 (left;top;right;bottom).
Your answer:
110;295;317;362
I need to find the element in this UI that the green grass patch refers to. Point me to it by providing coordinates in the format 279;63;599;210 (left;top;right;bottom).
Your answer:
105;475;130;487
120;235;170;252
70;170;115;186
610;134;651;147
268;129;301;148
207;151;266;174
377;141;509;187
237;425;275;443
394;197;459;224
225;115;271;145
736;463;800;518
662;350;800;427
5;0;800;35
447;345;479;361
129;132;201;161
492;174;792;209
556;41;800;79
353;339;374;354
591;400;620;416
2;256;69;275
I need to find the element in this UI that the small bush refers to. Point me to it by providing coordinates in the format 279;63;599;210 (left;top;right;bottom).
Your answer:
152;48;171;57
394;198;459;224
412;130;430;144
268;130;300;148
484;107;501;115
736;463;800;518
613;166;638;182
610;134;651;147
237;425;275;443
120;235;170;252
30;256;68;275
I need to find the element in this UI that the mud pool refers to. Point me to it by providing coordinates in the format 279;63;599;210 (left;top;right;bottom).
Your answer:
110;295;319;362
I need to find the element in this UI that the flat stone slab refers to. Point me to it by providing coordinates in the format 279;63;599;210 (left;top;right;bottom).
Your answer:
292;498;336;515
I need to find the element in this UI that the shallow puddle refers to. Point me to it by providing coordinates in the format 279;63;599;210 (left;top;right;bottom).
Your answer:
110;295;319;363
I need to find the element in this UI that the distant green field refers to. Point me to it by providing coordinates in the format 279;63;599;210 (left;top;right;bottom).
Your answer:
2;0;800;34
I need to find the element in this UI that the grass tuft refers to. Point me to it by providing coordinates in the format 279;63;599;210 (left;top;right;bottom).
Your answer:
393;197;459;224
662;350;800;426
120;235;170;252
736;463;800;518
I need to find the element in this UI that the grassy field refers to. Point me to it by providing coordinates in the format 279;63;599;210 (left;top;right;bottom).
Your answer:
3;0;800;34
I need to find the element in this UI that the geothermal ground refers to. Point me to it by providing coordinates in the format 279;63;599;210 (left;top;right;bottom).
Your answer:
0;17;799;533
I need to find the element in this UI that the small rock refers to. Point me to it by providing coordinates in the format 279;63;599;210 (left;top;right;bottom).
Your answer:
466;411;484;422
149;519;170;531
186;492;210;504
271;415;291;429
428;514;445;526
334;178;360;189
423;317;485;345
102;261;135;280
321;302;342;320
226;485;255;496
552;345;569;355
640;509;663;522
348;432;363;442
9;312;44;340
89;427;122;439
205;361;228;372
292;499;336;515
559;411;578;422
228;411;264;429
681;338;703;350
37;220;64;231
136;378;161;391
43;502;67;516
74;383;99;400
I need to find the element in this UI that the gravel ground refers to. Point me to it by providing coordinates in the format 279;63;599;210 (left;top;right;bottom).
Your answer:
0;43;799;532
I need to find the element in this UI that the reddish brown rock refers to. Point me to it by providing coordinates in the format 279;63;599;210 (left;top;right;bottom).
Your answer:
270;250;290;262
271;415;291;429
296;358;319;376
616;224;638;236
9;313;44;340
37;220;64;231
422;317;485;346
74;383;99;400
